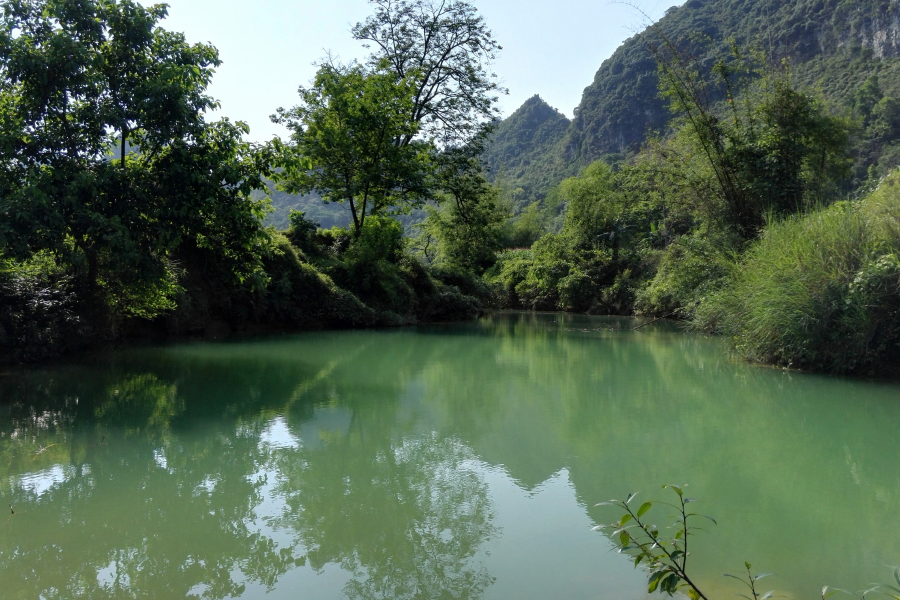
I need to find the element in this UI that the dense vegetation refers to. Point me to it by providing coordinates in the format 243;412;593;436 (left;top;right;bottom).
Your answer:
0;0;502;363
5;0;900;376
483;0;900;205
472;0;900;376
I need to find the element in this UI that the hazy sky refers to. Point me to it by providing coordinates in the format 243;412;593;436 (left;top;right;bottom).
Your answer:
142;0;678;142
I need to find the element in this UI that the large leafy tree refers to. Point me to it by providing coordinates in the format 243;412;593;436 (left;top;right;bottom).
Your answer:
352;0;504;145
0;0;271;313
647;38;850;239
273;63;430;238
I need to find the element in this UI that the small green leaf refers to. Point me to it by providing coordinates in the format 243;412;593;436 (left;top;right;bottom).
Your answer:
745;562;752;570
648;571;663;593
626;492;638;504
620;531;630;546
620;514;633;526
664;484;683;496
754;573;775;581
704;515;718;525
663;573;679;594
688;588;701;600
637;502;653;517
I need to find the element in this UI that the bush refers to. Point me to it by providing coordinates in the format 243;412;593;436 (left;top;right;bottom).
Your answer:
425;285;482;322
429;266;495;304
635;234;735;318
286;210;320;255
346;216;405;264
483;248;534;308
694;172;900;375
262;235;377;328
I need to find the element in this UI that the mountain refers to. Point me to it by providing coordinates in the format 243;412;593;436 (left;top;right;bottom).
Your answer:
485;0;900;202
482;95;571;201
255;183;353;231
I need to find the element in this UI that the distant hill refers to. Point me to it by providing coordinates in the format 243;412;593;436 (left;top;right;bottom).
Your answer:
482;95;571;201
484;0;900;203
255;183;353;231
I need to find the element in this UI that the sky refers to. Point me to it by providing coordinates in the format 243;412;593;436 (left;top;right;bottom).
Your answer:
142;0;679;142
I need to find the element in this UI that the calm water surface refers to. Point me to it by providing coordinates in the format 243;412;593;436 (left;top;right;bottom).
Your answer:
1;312;899;599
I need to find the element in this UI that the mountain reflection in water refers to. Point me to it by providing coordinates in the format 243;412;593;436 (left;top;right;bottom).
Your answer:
0;312;899;599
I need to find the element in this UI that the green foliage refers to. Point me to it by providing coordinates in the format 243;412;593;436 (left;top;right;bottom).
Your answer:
0;0;272;323
345;215;406;265
259;185;351;231
486;159;667;314
261;235;376;328
635;234;736;318
486;0;900;202
503;201;550;248
286;210;320;255
598;486;777;600
416;185;509;273
695;172;900;375
483;248;533;308
652;42;851;238
273;62;430;238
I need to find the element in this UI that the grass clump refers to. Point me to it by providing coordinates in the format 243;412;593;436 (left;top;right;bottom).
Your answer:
695;172;900;375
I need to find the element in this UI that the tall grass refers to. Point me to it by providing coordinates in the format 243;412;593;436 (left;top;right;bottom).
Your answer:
695;172;900;375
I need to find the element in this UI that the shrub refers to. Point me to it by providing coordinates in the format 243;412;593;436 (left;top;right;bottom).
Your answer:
429;266;494;304
345;215;405;264
694;172;900;375
262;235;376;327
635;234;736;318
286;210;320;255
483;248;534;308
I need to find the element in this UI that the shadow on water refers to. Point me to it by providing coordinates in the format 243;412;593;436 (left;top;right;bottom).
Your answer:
0;311;898;599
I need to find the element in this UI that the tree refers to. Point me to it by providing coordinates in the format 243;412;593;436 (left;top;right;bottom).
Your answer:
273;63;431;238
352;0;504;145
646;37;851;239
0;0;271;314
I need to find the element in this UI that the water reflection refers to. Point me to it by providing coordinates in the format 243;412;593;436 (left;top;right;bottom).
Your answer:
0;333;499;599
0;314;898;599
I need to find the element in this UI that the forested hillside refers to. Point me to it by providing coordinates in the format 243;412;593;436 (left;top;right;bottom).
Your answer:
485;0;900;203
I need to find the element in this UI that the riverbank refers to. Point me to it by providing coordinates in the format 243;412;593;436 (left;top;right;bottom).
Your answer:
0;233;489;366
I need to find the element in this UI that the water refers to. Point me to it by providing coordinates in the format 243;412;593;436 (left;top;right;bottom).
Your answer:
1;312;898;600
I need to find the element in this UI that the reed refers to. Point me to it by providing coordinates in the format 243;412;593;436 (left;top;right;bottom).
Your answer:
695;172;900;375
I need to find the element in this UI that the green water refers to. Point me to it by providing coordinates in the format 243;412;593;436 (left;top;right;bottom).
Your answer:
1;312;898;600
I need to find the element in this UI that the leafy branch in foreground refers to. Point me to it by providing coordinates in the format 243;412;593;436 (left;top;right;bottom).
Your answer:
598;485;900;600
822;566;900;600
594;484;773;600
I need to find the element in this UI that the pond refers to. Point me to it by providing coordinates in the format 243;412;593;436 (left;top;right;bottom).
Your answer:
1;311;898;599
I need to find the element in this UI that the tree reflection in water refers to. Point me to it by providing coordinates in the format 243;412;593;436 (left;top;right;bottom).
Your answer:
272;432;496;600
0;338;498;600
5;314;900;600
